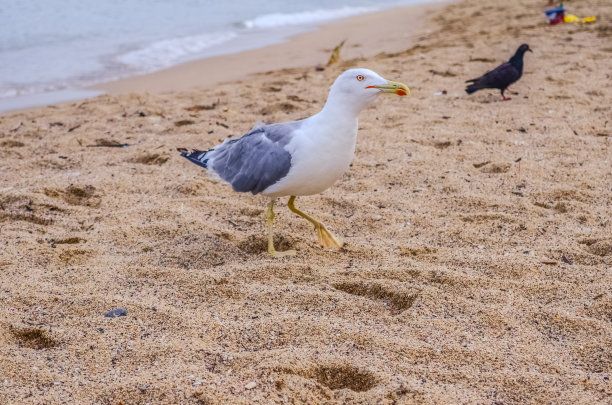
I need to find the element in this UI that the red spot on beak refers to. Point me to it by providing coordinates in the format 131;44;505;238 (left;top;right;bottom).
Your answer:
396;89;408;96
365;86;375;89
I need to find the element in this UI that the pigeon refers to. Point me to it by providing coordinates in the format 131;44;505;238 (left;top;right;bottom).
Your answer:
465;44;532;101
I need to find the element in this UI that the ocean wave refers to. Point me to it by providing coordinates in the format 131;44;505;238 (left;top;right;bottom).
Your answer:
117;31;238;71
0;82;68;99
240;6;377;29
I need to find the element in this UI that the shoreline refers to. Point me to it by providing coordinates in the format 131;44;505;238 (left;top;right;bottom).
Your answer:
93;1;446;95
0;1;446;114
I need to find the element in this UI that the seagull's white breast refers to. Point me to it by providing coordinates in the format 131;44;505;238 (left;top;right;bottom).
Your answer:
262;114;358;197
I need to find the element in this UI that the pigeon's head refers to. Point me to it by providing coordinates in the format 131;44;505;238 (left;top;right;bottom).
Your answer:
517;44;533;54
327;68;409;113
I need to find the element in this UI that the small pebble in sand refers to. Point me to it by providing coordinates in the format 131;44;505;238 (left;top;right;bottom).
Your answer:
104;308;127;318
245;382;257;390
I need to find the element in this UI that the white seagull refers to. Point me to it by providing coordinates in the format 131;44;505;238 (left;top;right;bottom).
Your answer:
180;68;409;257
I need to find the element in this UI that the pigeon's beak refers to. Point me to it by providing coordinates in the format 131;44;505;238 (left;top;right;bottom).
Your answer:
527;47;533;53
367;80;410;96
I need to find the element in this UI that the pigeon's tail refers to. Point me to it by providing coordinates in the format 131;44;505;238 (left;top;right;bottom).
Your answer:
178;148;212;169
465;84;479;94
465;80;483;95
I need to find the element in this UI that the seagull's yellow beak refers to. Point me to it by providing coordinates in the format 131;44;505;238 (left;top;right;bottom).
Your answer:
367;80;410;96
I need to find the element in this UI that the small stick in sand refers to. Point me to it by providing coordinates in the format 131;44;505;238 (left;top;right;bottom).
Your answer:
327;39;346;66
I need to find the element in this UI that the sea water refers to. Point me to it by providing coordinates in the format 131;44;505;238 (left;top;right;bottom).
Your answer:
0;0;439;111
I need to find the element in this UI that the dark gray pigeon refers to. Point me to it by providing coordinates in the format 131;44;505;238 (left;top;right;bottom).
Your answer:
466;44;532;101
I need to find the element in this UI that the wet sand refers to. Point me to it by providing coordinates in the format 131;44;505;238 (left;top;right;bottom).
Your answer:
0;0;611;403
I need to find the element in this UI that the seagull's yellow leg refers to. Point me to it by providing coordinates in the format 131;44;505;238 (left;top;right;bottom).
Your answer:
287;196;343;250
267;199;296;258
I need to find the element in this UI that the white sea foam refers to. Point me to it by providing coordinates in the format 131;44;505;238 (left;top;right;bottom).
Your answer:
241;6;377;29
0;82;67;99
117;31;239;71
118;6;378;74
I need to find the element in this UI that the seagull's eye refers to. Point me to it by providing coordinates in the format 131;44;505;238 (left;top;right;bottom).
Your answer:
356;74;365;81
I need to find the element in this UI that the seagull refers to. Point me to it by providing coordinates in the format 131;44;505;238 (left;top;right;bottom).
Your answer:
465;44;532;101
179;68;409;257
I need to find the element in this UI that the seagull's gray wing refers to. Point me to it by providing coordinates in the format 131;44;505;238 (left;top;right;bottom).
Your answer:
210;121;301;195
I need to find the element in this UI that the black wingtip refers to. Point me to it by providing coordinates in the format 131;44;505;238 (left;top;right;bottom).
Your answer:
178;148;211;169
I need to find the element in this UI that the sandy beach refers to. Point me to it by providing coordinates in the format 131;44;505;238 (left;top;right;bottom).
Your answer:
1;0;611;403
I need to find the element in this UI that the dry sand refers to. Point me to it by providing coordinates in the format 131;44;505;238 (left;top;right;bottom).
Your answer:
1;0;611;403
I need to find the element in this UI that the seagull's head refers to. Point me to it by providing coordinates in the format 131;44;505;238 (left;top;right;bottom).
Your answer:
327;68;409;113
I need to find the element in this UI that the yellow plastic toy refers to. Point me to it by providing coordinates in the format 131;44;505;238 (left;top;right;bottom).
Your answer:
564;14;596;23
564;14;579;23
